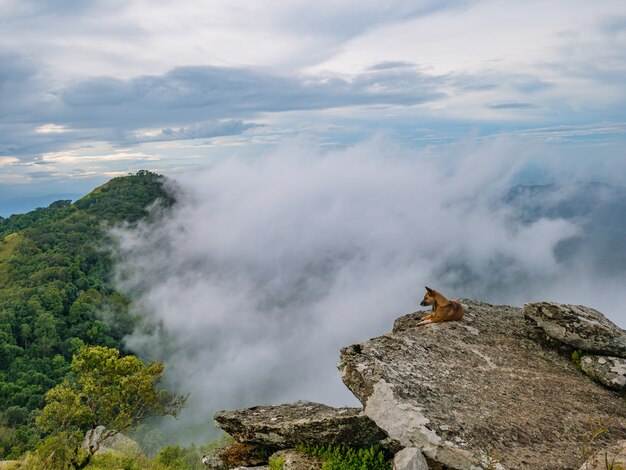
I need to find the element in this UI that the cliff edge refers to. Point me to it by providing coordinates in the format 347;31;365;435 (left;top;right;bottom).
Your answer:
339;300;626;469
210;300;626;469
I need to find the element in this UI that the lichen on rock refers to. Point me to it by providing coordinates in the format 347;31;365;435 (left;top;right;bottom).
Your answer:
393;447;429;470
213;401;387;449
524;302;626;357
580;354;626;391
339;300;626;470
211;299;626;470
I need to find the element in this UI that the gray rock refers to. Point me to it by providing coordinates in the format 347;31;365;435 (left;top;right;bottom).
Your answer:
201;435;237;468
579;440;626;470
214;401;387;449
202;442;268;469
82;426;140;456
393;447;428;470
339;300;626;470
581;354;626;391
270;449;323;469
524;302;626;357
201;452;225;469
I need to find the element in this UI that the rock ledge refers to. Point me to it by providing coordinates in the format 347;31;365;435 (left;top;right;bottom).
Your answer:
214;401;387;449
211;300;626;470
339;300;626;470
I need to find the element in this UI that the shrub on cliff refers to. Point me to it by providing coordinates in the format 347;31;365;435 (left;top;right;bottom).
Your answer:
33;346;186;469
297;443;390;470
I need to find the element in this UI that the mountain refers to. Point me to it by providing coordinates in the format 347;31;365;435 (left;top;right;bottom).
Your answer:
0;170;173;458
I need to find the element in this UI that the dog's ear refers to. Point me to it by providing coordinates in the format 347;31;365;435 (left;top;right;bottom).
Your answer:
425;286;433;293
433;290;450;307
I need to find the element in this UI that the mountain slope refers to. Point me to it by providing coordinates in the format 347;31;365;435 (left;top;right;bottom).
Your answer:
0;170;173;458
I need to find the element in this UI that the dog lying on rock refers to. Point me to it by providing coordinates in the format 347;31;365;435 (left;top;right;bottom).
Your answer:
416;286;464;326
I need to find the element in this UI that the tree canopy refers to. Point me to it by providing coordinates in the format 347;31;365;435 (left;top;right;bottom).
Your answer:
34;345;186;469
0;171;174;458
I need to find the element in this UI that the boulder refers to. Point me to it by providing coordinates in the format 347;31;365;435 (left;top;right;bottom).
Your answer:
201;452;224;469
270;449;323;469
524;302;626;357
82;426;140;456
214;401;387;449
339;300;626;470
579;440;626;470
202;442;269;469
393;447;428;470
580;354;626;391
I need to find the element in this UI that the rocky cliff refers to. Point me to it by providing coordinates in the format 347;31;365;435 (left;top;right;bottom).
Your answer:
208;300;626;470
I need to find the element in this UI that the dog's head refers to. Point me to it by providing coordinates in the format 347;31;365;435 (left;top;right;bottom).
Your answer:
420;286;435;307
420;286;450;307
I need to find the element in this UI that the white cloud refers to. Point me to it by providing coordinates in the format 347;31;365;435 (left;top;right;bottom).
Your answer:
314;0;626;119
0;0;470;79
315;0;623;74
35;124;71;134
1;0;625;173
41;150;159;164
0;156;19;166
110;137;626;444
0;174;26;183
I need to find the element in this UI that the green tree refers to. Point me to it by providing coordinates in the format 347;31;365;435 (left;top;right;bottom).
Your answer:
32;312;60;356
19;323;32;349
35;346;186;469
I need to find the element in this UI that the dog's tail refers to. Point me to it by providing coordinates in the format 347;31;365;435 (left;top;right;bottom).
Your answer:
451;300;465;320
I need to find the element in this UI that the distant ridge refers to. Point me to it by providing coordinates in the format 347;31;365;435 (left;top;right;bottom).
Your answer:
0;193;81;218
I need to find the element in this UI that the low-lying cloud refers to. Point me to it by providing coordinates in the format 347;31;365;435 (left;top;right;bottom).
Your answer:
111;138;626;443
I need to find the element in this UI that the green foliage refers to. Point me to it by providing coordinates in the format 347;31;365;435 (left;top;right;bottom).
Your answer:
576;416;626;469
22;442;207;469
156;444;206;469
0;171;173;458
23;444;149;470
578;416;622;468
480;445;502;470
296;443;390;470
86;452;146;470
33;431;87;470
268;454;285;470
156;445;185;466
572;350;583;371
35;345;186;469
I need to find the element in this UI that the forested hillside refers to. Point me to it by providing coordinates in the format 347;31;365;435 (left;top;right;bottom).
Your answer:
0;171;173;458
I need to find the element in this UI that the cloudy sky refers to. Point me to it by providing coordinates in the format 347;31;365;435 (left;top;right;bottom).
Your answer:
1;0;625;211
3;1;625;441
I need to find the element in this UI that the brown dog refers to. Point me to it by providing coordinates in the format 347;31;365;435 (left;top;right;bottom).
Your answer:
416;286;464;326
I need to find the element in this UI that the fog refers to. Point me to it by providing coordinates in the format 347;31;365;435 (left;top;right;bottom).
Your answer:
111;137;626;443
